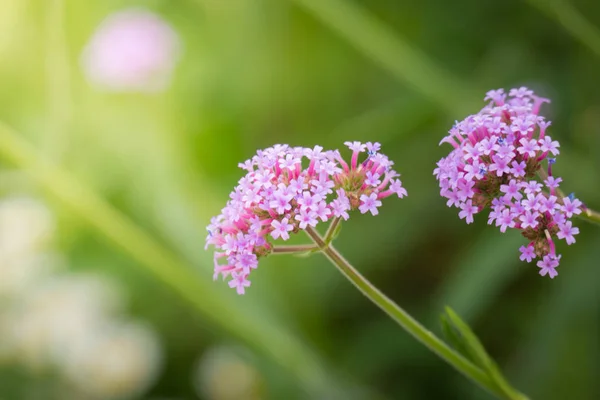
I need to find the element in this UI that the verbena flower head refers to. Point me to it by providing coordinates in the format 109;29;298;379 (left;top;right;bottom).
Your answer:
434;87;581;279
206;143;407;294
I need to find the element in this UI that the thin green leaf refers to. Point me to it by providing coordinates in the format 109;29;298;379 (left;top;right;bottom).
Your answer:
525;0;600;59
329;220;343;242
290;0;479;115
440;314;472;361
444;307;528;400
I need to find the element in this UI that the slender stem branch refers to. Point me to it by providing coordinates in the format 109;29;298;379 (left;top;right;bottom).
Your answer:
304;226;524;400
324;216;341;243
272;244;319;254
582;207;600;224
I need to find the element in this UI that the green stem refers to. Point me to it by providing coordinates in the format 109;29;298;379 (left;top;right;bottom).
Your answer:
323;216;341;243
304;226;522;400
582;207;600;225
272;244;319;254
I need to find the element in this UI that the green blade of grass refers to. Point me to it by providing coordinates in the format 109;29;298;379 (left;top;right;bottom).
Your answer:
525;0;600;59
431;230;525;324
290;0;479;115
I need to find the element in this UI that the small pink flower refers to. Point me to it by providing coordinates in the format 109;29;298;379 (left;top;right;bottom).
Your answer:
556;221;579;245
537;255;560;279
228;272;251;295
459;200;478;224
365;171;382;187
519;210;539;230
389;179;407;198
359;193;382;216
271;218;294;240
561;197;582;218
519;245;535;262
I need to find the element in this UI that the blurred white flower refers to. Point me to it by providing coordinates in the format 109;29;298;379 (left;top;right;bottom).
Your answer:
81;7;181;92
65;322;162;399
0;197;57;298
0;252;60;298
7;274;120;368
194;346;263;400
0;195;163;398
0;197;54;260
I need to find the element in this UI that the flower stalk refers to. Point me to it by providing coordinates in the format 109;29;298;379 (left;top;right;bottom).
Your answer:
582;207;600;224
304;225;528;400
324;216;342;244
272;244;319;254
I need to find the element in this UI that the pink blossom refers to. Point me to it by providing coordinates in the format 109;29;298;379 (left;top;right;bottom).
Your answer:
295;209;319;229
366;142;381;154
561;197;582;218
344;141;366;153
519;245;535;262
519;210;539;230
496;209;515;233
500;180;523;201
435;87;581;278
313;201;330;222
510;160;526;178
228;272;251;295
537;255;560;279
510;87;534;98
556;221;579;245
206;143;406;293
540;136;560;155
365;171;382;187
544;176;562;190
488;155;510;176
459;200;478;224
81;8;181;92
359;193;382;216
517;138;540;157
297;191;318;210
271;218;293;240
389;179;407;198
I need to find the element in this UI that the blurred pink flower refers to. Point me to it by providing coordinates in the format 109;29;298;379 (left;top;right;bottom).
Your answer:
81;8;181;92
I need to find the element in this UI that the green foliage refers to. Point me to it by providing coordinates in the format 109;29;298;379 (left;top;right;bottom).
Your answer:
1;0;600;398
441;307;527;400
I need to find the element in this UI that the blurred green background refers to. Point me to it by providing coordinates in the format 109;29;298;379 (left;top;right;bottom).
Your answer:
1;0;599;399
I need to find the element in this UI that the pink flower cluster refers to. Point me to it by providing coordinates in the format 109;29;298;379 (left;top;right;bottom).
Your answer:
206;143;407;294
434;87;581;278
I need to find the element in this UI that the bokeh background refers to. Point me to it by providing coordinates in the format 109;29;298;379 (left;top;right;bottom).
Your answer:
1;0;599;399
